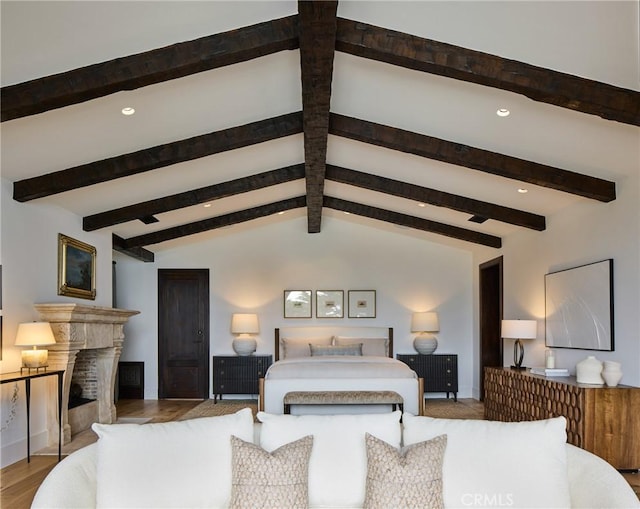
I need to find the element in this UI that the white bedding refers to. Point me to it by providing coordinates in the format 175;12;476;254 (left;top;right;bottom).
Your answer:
263;356;420;415
265;356;417;379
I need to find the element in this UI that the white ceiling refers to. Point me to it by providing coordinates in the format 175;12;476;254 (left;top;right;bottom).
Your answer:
1;1;638;253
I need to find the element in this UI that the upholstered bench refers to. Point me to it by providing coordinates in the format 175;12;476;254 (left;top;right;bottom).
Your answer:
283;390;404;414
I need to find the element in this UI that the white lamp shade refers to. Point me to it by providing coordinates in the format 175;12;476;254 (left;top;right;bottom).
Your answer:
411;312;439;333
14;322;56;346
501;319;537;339
230;313;259;335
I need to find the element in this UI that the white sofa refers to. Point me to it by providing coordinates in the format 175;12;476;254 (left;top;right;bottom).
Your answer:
32;409;639;509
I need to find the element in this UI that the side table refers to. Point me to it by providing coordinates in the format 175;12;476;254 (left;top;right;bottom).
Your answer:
0;369;64;462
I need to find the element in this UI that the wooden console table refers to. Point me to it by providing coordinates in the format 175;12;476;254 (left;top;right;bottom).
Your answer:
0;369;64;462
484;367;640;470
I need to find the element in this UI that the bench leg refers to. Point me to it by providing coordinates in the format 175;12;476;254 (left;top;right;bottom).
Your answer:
284;404;291;414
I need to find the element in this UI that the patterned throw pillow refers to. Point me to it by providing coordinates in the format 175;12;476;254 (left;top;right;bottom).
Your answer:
230;435;313;509
364;433;447;509
309;343;363;356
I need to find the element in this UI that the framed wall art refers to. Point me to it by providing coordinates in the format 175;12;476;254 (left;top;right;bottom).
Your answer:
284;290;312;318
545;259;614;351
348;290;376;318
58;234;97;300
316;290;344;318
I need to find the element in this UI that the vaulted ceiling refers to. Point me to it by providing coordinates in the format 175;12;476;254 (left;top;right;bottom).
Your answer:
2;1;638;262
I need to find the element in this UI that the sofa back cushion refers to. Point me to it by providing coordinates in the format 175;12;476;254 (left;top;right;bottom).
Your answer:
92;408;254;508
402;414;571;509
257;410;402;508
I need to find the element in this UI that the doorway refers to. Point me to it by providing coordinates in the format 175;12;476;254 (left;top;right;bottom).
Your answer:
158;269;210;399
479;256;503;400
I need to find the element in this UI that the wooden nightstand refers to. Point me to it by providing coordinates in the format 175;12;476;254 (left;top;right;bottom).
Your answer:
212;355;272;402
397;354;458;401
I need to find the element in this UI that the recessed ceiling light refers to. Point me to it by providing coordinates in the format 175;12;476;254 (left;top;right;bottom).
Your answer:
518;188;528;194
418;202;426;208
344;211;351;215
203;203;212;208
121;107;135;116
496;108;510;117
277;211;285;215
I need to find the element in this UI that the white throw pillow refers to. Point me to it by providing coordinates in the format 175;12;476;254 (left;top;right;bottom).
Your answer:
257;410;402;508
335;336;389;357
281;336;332;358
92;408;254;508
402;414;571;509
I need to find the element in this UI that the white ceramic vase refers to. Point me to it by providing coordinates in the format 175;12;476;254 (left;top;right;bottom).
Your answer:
602;361;623;387
576;356;604;384
413;335;438;355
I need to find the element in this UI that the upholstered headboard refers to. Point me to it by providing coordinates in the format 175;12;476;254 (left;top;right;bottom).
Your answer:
274;326;394;361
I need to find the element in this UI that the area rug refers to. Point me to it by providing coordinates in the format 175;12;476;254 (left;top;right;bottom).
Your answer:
178;399;258;421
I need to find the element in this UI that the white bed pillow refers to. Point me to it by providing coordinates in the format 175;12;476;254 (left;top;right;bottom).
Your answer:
92;408;255;508
335;336;389;357
402;414;571;509
258;410;402;508
281;336;332;358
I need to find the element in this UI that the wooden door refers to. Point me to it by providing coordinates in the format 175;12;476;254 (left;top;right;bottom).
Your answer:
479;257;503;401
158;269;209;399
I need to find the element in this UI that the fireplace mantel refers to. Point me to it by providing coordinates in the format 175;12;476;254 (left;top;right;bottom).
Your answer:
35;303;139;444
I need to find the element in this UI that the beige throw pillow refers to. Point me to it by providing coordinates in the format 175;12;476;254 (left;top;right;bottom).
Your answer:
364;433;447;509
230;435;313;509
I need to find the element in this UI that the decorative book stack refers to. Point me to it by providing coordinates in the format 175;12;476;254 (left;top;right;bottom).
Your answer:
529;367;570;377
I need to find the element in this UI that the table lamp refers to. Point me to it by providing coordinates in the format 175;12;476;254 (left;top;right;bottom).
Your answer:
501;319;537;370
14;322;56;371
411;311;440;354
231;313;259;356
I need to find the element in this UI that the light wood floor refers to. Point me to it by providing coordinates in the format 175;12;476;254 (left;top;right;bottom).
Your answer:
1;399;638;508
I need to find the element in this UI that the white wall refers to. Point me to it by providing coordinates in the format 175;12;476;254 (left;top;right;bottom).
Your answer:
0;177;113;467
472;165;640;396
115;214;475;400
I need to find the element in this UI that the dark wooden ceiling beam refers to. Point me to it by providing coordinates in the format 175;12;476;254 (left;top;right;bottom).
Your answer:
84;164;305;231
112;234;155;262
324;196;501;248
326;165;545;231
1;16;299;122
14;112;303;202
123;196;306;248
336;18;640;126
298;1;338;233
329;114;616;202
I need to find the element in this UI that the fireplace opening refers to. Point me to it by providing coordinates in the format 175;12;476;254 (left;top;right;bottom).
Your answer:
68;382;96;409
68;349;98;410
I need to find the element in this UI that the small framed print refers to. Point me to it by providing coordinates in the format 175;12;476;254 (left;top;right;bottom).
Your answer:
284;290;312;318
316;290;344;318
348;290;376;318
58;234;97;300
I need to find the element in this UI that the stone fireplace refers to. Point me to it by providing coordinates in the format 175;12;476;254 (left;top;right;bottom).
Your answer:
34;303;139;445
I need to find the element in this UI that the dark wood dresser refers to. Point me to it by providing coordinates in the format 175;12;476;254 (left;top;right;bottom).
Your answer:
484;366;640;470
212;355;272;402
397;354;458;401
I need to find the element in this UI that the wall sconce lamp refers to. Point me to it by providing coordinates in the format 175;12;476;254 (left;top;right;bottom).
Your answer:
14;322;56;372
501;319;537;370
411;311;440;355
230;313;259;356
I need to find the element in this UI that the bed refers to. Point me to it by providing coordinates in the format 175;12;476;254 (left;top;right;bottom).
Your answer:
260;326;423;415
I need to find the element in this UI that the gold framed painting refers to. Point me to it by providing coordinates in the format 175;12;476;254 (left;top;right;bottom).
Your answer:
58;234;96;300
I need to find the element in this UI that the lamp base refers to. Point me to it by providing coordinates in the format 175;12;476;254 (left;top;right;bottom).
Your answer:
413;334;438;355
22;348;49;368
232;338;257;356
510;365;527;370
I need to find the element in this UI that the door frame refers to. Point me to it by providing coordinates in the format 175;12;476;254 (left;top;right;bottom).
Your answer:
478;256;503;400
